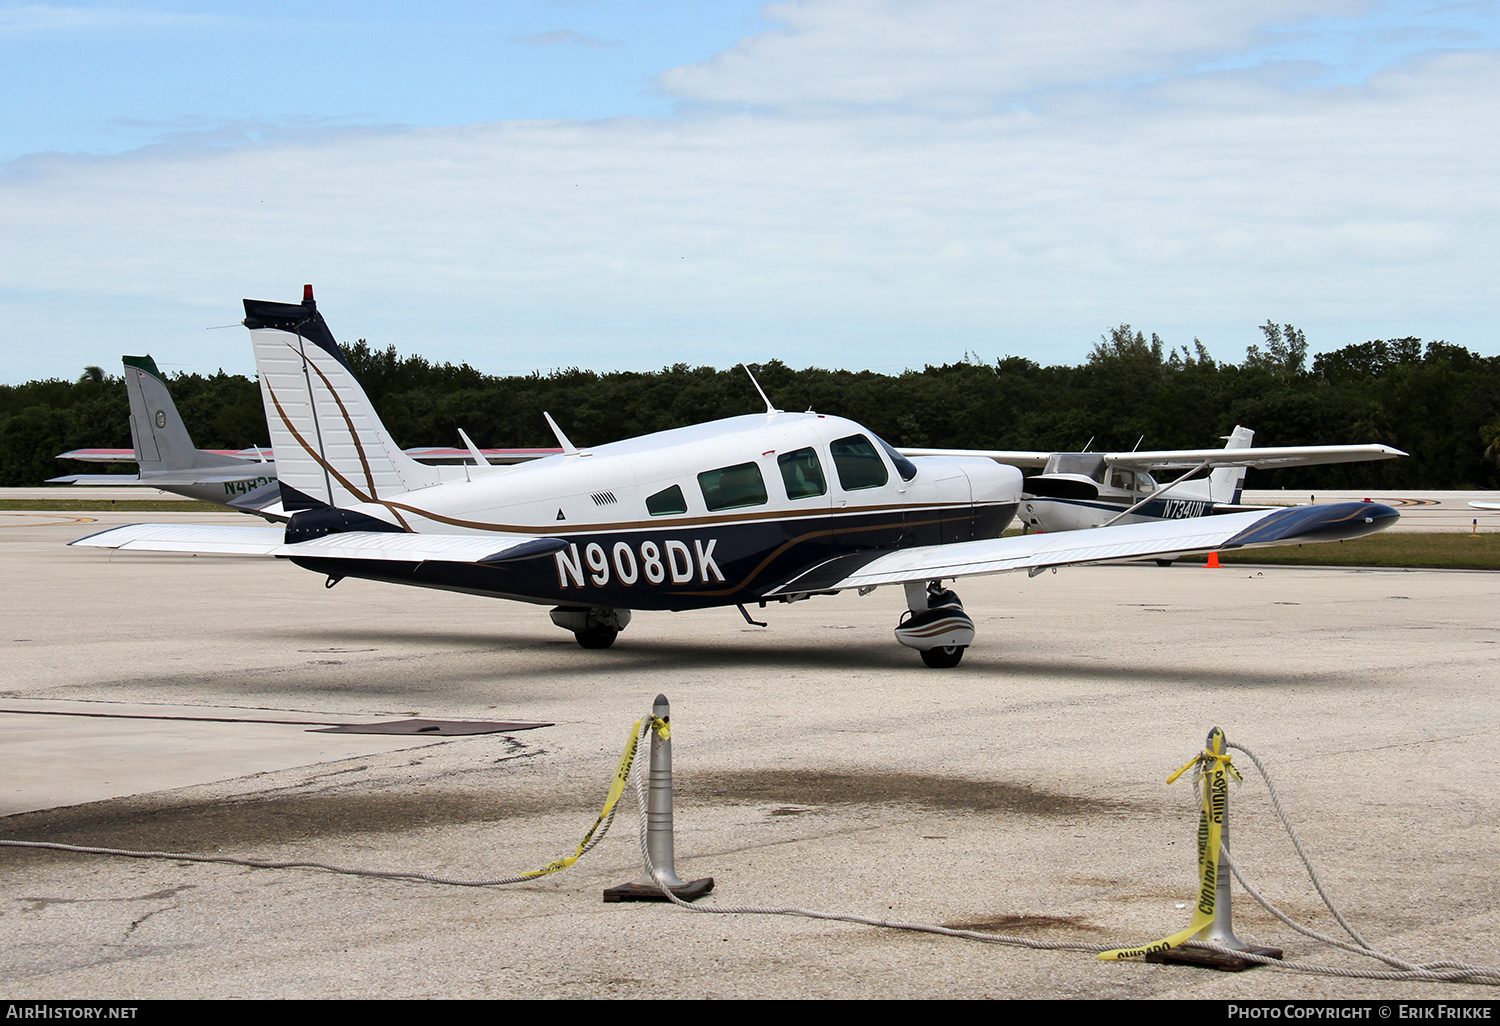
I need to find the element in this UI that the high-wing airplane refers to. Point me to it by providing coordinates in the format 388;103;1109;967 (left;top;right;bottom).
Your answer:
50;354;282;510
903;428;1405;533
71;288;1400;668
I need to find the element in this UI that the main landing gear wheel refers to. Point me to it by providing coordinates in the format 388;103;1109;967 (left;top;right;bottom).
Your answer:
550;606;632;650
920;644;965;669
574;626;619;649
894;581;975;669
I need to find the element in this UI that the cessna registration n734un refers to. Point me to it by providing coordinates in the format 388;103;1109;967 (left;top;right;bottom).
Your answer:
73;288;1400;668
904;426;1406;534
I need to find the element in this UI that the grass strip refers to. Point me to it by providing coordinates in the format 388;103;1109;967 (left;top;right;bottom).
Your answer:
1189;532;1500;571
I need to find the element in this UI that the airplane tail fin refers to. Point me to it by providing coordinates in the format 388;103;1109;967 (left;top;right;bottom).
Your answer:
1209;425;1254;504
244;286;441;511
122;355;246;473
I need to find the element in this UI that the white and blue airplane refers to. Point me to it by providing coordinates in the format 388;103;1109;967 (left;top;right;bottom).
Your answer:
904;428;1405;534
72;288;1400;668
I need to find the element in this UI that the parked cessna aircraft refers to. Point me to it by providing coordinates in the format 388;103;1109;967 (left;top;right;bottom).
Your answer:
72;288;1400;667
50;354;281;510
903;428;1405;534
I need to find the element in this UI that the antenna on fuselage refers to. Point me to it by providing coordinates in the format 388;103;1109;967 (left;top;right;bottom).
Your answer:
543;411;579;455
457;428;490;467
1082;436;1095;452
1132;435;1144;452
741;363;781;414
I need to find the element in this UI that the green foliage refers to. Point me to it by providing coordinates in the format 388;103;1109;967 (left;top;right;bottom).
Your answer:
4;328;1499;489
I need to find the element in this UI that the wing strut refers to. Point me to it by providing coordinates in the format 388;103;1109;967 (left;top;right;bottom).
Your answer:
1102;460;1212;527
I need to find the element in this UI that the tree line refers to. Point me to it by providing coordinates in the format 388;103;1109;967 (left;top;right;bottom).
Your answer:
4;323;1498;490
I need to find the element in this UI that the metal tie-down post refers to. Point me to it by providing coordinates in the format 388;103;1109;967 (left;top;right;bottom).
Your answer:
604;695;714;902
1149;726;1283;971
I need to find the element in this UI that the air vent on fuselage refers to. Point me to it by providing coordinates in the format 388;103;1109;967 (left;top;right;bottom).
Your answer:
591;491;618;506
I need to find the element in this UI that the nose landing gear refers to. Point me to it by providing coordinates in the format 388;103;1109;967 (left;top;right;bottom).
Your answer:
893;581;973;668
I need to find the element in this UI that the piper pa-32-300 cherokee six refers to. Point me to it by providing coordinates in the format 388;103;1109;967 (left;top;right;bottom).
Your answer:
72;288;1400;668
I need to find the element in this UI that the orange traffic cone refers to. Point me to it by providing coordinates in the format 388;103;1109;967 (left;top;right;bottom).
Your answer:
1205;551;1221;569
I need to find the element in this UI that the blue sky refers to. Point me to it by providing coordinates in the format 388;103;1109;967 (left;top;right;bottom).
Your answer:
2;1;1498;382
0;2;771;160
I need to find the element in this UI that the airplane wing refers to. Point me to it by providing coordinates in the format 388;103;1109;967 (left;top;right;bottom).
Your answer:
765;502;1397;594
69;524;565;564
403;446;562;465
898;448;1052;467
897;444;1405;470
1102;443;1406;470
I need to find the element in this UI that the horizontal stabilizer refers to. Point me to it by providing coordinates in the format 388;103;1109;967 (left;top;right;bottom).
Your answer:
767;502;1398;593
47;474;142;485
71;523;562;564
70;524;287;554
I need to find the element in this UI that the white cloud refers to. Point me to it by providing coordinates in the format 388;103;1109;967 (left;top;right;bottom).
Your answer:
0;1;1495;380
657;0;1363;109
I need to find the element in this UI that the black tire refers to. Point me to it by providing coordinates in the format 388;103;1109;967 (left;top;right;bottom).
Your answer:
574;626;619;649
919;645;965;669
1155;559;1174;567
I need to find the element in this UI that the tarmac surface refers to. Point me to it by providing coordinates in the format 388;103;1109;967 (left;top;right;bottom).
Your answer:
2;502;1498;999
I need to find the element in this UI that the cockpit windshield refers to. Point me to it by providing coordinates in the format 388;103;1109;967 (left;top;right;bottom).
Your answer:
1043;453;1106;481
873;435;919;482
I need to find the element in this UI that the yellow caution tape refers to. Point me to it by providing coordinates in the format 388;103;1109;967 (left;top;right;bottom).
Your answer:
520;714;668;879
1098;748;1236;960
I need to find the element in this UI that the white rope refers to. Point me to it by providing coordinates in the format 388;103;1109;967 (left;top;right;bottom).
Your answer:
4;715;1497;987
630;728;1500;985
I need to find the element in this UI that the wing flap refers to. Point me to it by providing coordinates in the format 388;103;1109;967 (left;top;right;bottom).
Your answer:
768;502;1399;593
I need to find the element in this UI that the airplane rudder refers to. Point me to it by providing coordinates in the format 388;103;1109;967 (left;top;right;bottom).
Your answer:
243;288;439;507
121;353;198;469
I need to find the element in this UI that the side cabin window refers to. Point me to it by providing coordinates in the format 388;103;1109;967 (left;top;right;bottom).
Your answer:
698;462;768;512
646;484;687;516
830;434;888;491
777;447;827;499
1109;469;1136;492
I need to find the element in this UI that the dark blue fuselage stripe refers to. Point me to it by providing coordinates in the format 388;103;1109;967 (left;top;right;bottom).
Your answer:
290;502;1018;611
